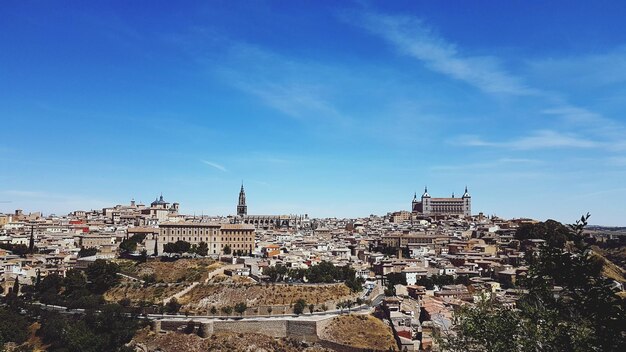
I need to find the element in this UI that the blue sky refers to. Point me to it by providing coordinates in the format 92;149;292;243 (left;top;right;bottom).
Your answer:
1;1;626;225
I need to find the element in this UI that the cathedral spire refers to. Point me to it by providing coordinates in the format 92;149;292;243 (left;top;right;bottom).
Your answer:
237;182;247;216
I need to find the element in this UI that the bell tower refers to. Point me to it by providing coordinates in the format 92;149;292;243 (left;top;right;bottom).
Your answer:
237;182;247;216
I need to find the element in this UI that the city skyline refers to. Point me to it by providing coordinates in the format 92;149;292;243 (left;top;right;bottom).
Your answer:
2;1;626;225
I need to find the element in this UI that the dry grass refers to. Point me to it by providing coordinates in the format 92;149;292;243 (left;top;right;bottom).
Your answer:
24;322;47;352
590;251;626;283
178;283;355;310
130;327;331;352
115;258;221;283
104;283;185;304
319;314;397;351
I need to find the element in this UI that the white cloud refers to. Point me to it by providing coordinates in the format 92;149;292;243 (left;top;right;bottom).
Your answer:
528;48;626;88
351;12;536;95
201;160;227;172
541;105;626;151
454;130;598;150
214;44;350;124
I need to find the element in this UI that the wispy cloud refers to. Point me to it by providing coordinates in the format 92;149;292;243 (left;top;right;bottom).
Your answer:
541;105;626;151
349;12;536;95
347;9;626;154
214;44;351;124
431;158;541;172
453;130;598;150
201;160;227;172
527;47;626;88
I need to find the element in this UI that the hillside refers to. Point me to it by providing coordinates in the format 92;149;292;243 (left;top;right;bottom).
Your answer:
115;258;221;283
591;250;626;283
178;283;355;313
318;314;398;351
129;327;331;352
104;283;184;304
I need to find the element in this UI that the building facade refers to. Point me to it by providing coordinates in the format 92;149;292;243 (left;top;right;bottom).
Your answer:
233;184;309;229
412;187;471;217
158;222;255;255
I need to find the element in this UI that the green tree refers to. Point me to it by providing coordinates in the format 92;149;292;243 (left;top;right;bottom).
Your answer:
196;241;209;256
119;239;137;253
223;245;231;255
163;240;191;254
86;259;120;294
293;299;306;315
221;306;233;315
0;243;30;256
64;268;87;295
28;227;35;253
37;273;63;294
345;276;364;293
234;302;247;316
515;219;570;248
438;299;522;352
439;214;626;352
163;242;176;254
308;304;315;314
38;304;141;352
165;298;181;314
141;273;157;284
0;307;29;346
78;247;98;258
12;276;20;297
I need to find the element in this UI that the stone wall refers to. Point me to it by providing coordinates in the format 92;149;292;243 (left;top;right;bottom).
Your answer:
154;317;343;346
286;320;318;342
213;320;288;338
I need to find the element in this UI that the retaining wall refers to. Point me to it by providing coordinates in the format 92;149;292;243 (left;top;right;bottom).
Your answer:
153;316;388;349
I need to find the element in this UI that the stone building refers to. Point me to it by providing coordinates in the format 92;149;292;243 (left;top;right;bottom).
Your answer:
158;222;255;255
140;194;179;223
412;187;471;217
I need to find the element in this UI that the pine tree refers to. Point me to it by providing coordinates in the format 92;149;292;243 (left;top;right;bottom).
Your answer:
12;276;19;297
28;226;35;253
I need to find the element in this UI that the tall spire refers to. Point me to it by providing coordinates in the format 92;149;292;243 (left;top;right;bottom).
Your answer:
422;186;430;198
237;182;247;216
463;185;471;198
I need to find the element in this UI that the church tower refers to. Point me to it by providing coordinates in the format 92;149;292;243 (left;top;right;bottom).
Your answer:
237;183;247;216
462;186;471;217
421;186;431;215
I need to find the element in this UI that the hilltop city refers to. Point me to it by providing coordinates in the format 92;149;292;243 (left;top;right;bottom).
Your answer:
1;184;624;351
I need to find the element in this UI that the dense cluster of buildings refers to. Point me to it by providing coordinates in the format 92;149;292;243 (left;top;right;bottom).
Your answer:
0;185;622;351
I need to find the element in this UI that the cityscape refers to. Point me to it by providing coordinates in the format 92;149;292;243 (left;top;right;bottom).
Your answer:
1;1;626;352
1;185;624;351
